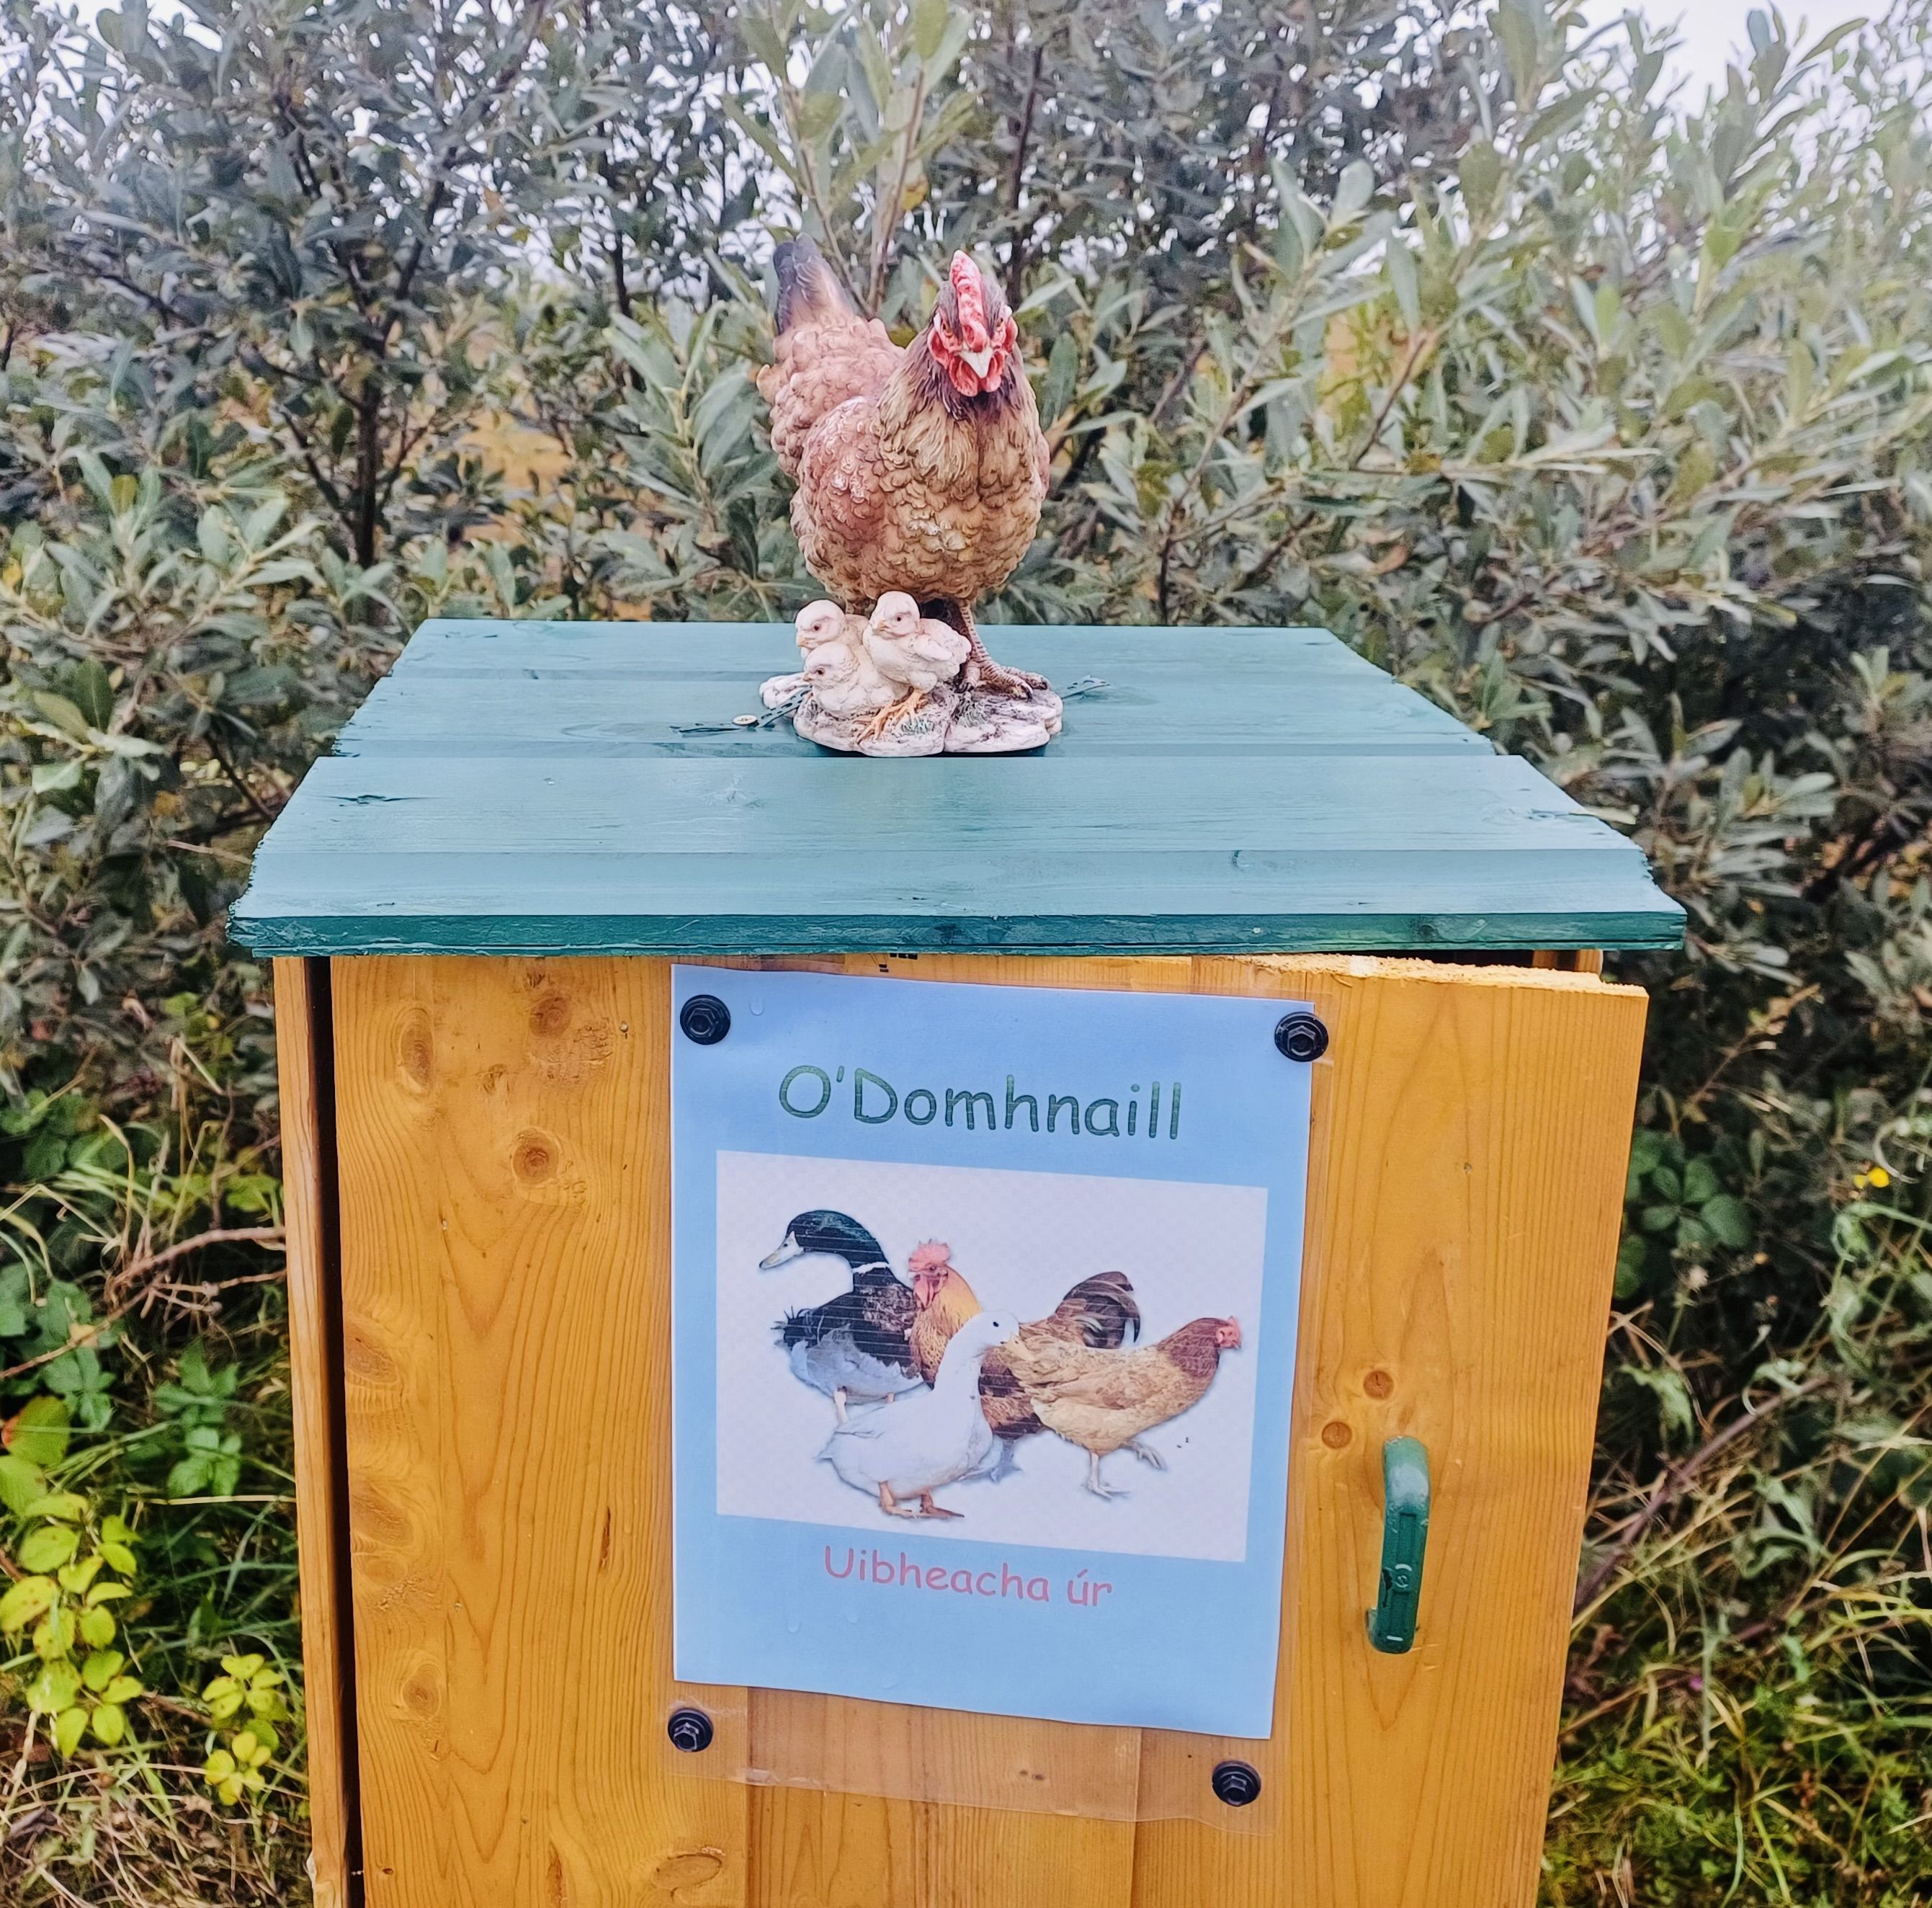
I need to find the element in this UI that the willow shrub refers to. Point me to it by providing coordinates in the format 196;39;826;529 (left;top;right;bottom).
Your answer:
0;0;1928;1899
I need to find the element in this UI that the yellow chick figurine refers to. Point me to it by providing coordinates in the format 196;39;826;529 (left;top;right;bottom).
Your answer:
795;599;867;658
862;592;972;725
802;628;898;726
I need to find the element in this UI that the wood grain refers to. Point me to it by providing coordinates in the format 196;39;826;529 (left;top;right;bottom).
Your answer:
328;950;1645;1908
344;623;1491;760
1132;953;1647;1907
332;957;746;1908
233;748;1680;959
734;955;1644;1904
274;957;356;1908
733;955;1184;1908
228;623;1682;960
747;1700;1139;1908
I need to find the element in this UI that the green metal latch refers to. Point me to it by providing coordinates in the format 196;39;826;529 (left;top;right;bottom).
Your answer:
1367;1436;1430;1654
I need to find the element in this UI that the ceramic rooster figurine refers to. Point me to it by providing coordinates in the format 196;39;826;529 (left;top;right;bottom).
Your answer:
756;236;1051;700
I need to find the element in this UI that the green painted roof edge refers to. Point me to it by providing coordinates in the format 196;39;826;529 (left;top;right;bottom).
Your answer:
228;906;1685;960
228;617;1688;959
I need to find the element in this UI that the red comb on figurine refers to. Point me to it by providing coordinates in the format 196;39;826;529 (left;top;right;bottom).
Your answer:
949;252;989;349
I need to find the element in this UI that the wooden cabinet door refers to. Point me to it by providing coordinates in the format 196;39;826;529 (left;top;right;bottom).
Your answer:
282;951;1643;1908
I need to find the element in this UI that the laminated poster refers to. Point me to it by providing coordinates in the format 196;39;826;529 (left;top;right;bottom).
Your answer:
670;966;1312;1738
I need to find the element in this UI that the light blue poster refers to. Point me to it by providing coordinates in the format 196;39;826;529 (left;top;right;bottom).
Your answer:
670;966;1312;1738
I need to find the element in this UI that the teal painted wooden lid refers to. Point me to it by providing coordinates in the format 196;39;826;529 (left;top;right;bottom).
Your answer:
230;620;1684;958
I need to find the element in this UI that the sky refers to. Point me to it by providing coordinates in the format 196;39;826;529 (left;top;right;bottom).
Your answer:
1581;0;1878;91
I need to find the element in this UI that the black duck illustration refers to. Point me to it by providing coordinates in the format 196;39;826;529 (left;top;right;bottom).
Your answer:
761;1209;921;1422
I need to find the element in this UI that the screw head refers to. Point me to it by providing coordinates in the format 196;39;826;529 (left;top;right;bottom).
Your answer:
1274;1010;1328;1063
666;1706;715;1754
679;994;731;1046
1211;1759;1262;1807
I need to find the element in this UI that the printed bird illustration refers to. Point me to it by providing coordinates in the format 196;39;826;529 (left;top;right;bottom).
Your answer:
1003;1316;1243;1498
908;1243;1141;1478
762;1210;921;1422
820;1310;1019;1520
862;592;972;728
755;235;1051;699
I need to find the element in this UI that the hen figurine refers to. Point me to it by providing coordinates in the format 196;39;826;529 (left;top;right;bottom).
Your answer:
756;236;1050;699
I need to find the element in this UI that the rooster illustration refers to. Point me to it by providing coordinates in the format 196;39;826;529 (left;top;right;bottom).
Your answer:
908;1244;1142;1479
756;236;1050;699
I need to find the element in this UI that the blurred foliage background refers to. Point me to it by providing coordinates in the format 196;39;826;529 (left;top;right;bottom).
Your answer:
0;0;1928;1899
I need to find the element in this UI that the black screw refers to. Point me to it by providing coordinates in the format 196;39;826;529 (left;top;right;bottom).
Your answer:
1211;1759;1262;1807
1274;1010;1328;1063
666;1707;714;1754
679;995;731;1046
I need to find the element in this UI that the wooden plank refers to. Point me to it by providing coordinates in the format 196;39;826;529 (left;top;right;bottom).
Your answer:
331;957;748;1908
1534;948;1607;974
243;913;1675;963
334;677;1489;762
383;621;1390;685
334;623;1488;762
229;621;1683;961
1129;953;1647;1907
272;956;357;1908
737;954;1186;1908
738;951;1644;1907
327;949;1642;1908
236;881;1678;963
231;754;1679;959
748;1697;1140;1908
240;754;1647;857
748;1687;1141;1817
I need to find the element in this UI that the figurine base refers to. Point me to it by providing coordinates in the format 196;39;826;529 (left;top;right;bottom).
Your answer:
764;673;1063;756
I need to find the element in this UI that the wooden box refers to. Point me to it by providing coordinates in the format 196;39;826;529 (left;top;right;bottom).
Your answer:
233;620;1682;1908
